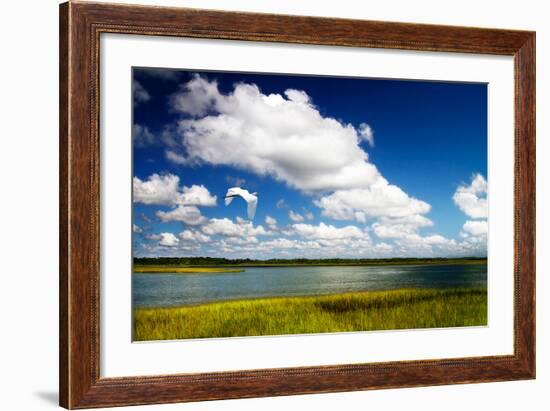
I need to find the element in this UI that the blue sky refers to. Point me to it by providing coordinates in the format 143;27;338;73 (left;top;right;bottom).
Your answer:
132;68;488;259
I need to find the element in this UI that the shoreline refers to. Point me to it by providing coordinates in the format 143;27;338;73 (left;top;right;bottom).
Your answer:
134;285;487;310
134;260;487;273
133;266;244;274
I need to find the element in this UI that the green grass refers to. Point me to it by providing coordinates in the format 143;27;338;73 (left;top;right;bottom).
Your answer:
134;266;244;274
133;287;487;341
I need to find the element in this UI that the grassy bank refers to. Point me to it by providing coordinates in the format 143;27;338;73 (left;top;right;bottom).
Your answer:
134;287;487;341
134;266;244;274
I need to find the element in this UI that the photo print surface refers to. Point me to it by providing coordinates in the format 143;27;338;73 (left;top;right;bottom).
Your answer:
131;68;488;341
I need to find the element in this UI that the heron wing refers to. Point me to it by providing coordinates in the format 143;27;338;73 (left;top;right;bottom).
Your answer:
247;196;258;220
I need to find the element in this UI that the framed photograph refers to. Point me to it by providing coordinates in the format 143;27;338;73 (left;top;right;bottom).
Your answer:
59;2;535;408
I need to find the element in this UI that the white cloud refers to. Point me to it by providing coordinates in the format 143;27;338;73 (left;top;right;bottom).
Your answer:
133;80;150;104
139;213;152;223
133;124;155;147
288;210;304;222
133;173;216;206
276;199;288;209
201;217;269;238
292;222;367;241
235;227;376;258
170;75;222;116
453;174;488;219
133;224;143;233
358;123;374;147
158;232;179;247
168;75;384;193
258;238;321;250
304;211;314;221
393;233;457;254
224;236;259;245
165;150;187;165
134;174;180;205
179;184;217;206
156;205;207;226
179;229;211;243
315;179;431;223
462;220;488;236
372;215;433;239
448;174;488;256
374;242;393;253
265;215;278;230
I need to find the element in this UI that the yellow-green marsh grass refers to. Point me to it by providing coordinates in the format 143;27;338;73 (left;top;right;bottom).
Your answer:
134;266;244;274
134;287;487;341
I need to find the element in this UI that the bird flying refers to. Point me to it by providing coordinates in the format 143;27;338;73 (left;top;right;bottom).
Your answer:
224;187;258;220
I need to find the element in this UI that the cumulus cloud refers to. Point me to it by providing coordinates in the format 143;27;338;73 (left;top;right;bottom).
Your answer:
393;234;457;255
315;180;431;223
453;174;488;219
292;222;367;241
240;223;373;256
288;210;305;222
158;232;179;247
133;80;150;104
258;238;321;250
372;215;434;239
139;213;152;223
167;75;384;193
374;242;393;253
201;217;269;238
224;236;260;245
133;124;155;147
165;150;187;165
462;220;488;237
369;213;464;256
451;174;488;256
179;229;211;243
134;174;180;205
265;215;278;230
170;75;221;116
133;173;216;206
179;184;217;206
156;205;207;225
133;224;143;233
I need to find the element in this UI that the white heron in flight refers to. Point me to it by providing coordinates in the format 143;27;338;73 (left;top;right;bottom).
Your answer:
224;187;258;220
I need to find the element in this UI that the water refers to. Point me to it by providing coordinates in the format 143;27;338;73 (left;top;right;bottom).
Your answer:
133;264;487;308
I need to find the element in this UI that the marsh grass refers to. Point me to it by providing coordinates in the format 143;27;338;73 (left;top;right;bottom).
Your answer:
133;287;487;341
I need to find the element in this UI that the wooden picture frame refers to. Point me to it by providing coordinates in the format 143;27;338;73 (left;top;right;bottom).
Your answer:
59;1;535;408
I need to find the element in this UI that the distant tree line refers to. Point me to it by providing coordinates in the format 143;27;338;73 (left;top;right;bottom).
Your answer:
133;256;487;266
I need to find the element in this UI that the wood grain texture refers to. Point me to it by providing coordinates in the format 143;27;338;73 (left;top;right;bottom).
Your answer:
59;1;536;408
59;2;69;407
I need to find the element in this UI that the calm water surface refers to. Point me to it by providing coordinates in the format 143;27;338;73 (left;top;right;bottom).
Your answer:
133;264;487;308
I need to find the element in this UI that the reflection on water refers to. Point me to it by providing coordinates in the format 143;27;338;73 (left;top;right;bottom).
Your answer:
133;264;487;308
